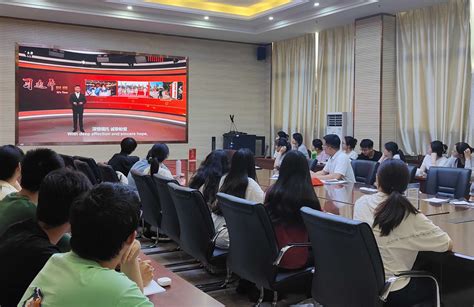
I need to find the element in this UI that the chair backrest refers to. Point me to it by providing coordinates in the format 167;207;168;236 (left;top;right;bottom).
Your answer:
309;159;319;172
60;154;76;170
73;156;102;183
130;170;162;228
98;163;120;183
73;160;97;185
406;164;417;182
351;160;378;185
301;207;385;307
217;192;279;289
425;167;472;199
167;183;215;265
153;174;180;243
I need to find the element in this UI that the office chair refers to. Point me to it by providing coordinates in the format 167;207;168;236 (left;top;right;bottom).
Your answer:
425;167;471;199
97;163;119;183
73;159;97;185
351;160;378;185
73;156;102;183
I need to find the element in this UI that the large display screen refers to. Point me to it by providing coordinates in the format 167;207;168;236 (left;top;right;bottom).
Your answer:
16;45;188;145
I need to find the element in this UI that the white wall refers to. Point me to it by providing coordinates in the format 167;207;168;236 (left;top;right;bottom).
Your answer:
0;18;271;161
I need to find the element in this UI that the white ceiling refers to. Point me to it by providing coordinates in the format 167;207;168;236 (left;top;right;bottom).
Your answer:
0;0;447;44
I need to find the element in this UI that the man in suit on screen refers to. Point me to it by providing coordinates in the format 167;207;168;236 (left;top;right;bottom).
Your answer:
70;85;86;132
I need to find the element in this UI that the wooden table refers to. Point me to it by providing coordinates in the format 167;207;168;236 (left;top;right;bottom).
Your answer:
140;253;224;307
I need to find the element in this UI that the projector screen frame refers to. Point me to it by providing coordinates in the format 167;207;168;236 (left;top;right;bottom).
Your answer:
15;43;189;146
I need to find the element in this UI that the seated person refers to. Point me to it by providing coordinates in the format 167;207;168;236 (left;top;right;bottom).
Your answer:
215;148;265;249
342;136;358;160
108;137;140;176
0;145;24;200
378;142;406;163
19;183;153;307
0;148;64;236
445;142;473;173
273;138;291;170
357;139;382;161
291;133;309;159
127;143;173;188
0;169;91;306
417;141;448;177
265;150;320;269
189;150;229;208
313;134;355;183
354;159;452;306
311;138;329;163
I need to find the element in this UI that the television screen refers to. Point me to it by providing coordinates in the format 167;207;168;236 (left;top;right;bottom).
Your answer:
16;45;188;145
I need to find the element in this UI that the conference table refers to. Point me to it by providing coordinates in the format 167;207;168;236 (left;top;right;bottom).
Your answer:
257;169;474;305
140;253;224;307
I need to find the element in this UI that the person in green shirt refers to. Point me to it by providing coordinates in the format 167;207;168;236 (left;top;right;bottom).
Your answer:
0;148;64;236
19;183;153;307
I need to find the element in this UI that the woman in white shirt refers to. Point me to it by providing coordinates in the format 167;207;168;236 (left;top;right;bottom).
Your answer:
214;148;265;249
354;159;452;306
291;133;309;159
342;136;358;160
378;141;406;163
0;145;23;200
416;141;448;177
143;143;173;179
445;142;473;173
273;138;291;170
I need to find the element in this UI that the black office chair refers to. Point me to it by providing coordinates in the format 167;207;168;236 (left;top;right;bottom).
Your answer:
60;154;76;170
425;167;472;199
407;164;417;183
217;192;313;306
73;156;102;183
351;160;378;185
73;160;97;185
300;207;440;307
130;170;162;251
167;183;227;269
98;163;120;183
153;174;180;244
309;159;319;172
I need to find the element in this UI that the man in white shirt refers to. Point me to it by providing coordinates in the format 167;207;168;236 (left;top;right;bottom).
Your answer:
313;134;355;183
0;145;23;200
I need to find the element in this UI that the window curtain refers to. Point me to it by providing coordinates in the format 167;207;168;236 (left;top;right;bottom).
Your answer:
468;0;474;143
397;0;471;154
271;33;316;149
315;24;355;138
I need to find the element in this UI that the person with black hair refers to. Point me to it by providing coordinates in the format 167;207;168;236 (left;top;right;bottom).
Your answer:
291;132;309;159
354;159;452;306
314;134;355;183
446;142;474;173
417;141;449;176
0;148;64;236
215;148;265;249
108;137;140;176
265;150;321;269
0;145;24;200
0;169;91;306
273;138;291;170
342;136;358;160
189;150;229;207
69;85;87;132
379;142;406;163
19;183;153;306
357;139;383;161
311;138;329;162
273;131;289;159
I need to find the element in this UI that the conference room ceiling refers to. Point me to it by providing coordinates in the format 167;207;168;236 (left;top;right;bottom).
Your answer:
0;0;447;43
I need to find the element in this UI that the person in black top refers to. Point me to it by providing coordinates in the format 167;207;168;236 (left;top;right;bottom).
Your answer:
69;85;87;132
108;137;140;176
0;169;91;307
357;139;383;162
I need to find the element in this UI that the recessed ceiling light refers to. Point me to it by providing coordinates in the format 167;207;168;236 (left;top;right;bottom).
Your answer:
268;16;274;20
204;16;210;20
314;2;320;7
127;5;133;10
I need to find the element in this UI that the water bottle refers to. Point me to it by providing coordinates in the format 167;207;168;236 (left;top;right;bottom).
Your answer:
175;159;182;177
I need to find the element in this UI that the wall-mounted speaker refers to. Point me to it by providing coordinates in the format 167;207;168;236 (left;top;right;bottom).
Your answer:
257;46;266;61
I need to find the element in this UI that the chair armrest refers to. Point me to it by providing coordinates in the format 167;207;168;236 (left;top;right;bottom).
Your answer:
379;270;440;307
211;225;227;245
273;243;312;266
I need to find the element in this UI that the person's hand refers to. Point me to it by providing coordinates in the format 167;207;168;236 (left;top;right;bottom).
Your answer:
79;102;83;105
138;258;154;286
121;239;141;265
464;148;472;160
279;146;287;154
73;102;77;106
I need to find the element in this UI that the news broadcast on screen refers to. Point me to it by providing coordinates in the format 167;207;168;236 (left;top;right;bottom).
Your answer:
16;44;188;145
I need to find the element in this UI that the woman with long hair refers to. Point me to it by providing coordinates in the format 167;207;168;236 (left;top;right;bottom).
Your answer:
265;150;321;269
417;141;448;176
291;132;309;159
189;150;229;207
446;142;473;171
342;136;358;160
213;148;264;249
273;138;291;171
144;143;173;179
378;141;406;163
354;159;452;306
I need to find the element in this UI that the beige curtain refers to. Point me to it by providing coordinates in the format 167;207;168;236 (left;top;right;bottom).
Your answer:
468;0;474;143
271;33;316;149
315;24;354;137
397;0;471;154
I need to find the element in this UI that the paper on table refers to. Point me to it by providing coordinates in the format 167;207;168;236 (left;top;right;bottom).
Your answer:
144;279;166;296
360;187;378;193
424;197;449;204
450;200;473;206
322;179;347;185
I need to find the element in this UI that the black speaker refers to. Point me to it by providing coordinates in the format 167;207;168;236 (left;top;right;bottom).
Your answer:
211;136;216;151
257;46;266;61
